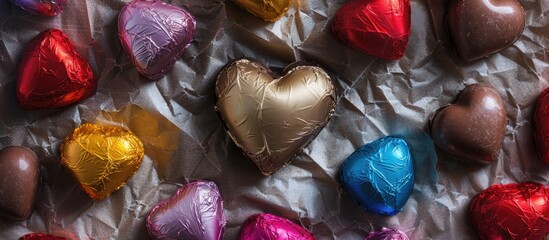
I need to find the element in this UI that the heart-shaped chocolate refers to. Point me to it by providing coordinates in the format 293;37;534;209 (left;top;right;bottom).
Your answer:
10;0;66;16
146;180;226;240
365;227;409;240
534;88;549;164
215;59;336;175
446;0;525;61
239;213;315;240
470;182;549;240
17;29;97;110
339;137;414;216
0;146;39;221
429;84;506;163
332;0;411;60
232;0;292;22
118;0;196;80
19;233;67;240
60;123;144;200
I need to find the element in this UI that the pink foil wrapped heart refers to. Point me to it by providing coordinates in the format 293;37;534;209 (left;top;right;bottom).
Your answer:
118;0;196;80
239;213;315;240
146;180;226;240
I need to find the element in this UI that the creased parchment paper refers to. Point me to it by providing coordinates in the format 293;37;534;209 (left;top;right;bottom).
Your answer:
1;0;548;239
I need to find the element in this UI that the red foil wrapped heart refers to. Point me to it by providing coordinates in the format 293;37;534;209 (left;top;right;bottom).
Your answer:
470;182;549;240
19;233;67;240
534;88;549;164
17;29;97;110
332;0;411;60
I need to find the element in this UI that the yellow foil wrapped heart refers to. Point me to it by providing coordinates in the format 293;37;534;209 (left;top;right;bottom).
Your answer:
215;59;336;175
233;0;292;22
61;123;144;200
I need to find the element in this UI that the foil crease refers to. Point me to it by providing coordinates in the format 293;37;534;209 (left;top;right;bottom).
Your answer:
146;180;226;240
0;0;548;239
215;59;336;175
339;137;414;216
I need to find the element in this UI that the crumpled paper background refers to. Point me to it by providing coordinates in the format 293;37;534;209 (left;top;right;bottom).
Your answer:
0;0;548;239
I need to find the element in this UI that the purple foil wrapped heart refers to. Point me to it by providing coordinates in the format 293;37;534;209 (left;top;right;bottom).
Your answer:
146;180;226;240
10;0;66;16
118;0;196;80
365;227;409;240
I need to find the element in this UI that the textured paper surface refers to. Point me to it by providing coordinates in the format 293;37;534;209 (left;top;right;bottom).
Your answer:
0;0;548;239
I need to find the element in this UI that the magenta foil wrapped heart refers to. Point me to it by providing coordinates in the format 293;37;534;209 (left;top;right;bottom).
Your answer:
118;0;196;80
10;0;66;16
240;213;315;240
146;180;226;240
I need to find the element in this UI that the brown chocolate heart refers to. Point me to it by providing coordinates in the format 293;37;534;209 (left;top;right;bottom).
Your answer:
0;146;40;221
446;0;525;61
429;84;506;163
215;59;336;175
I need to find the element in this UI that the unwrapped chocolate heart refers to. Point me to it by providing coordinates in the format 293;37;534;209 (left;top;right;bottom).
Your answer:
17;29;97;109
10;0;66;16
61;123;144;200
232;0;292;22
534;88;549;164
470;182;549;240
239;213;315;240
429;84;506;163
0;146;39;221
215;59;336;175
118;0;196;80
146;180;226;240
339;137;414;216
446;0;525;61
332;0;411;60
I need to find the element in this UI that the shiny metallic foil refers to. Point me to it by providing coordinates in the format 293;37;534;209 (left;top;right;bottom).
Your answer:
146;180;226;240
232;0;292;22
332;0;410;59
10;0;66;16
239;213;315;240
365;227;409;240
60;123;144;200
215;59;336;175
469;182;549;240
17;29;97;110
534;88;549;164
339;137;414;216
19;233;67;240
118;0;196;80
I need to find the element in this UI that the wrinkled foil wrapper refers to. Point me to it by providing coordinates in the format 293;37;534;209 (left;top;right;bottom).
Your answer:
60;123;144;200
232;0;292;22
1;0;549;239
239;213;315;240
146;180;226;240
17;29;97;110
365;227;408;240
339;137;414;216
215;59;336;175
118;0;196;80
9;0;66;16
20;233;67;240
469;182;549;240
332;0;410;59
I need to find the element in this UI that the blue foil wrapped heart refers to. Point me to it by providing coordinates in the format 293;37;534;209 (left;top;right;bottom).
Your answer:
118;0;196;80
339;136;414;215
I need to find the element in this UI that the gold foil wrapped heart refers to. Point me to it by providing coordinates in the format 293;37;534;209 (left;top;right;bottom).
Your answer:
61;123;144;200
215;59;336;175
233;0;292;22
